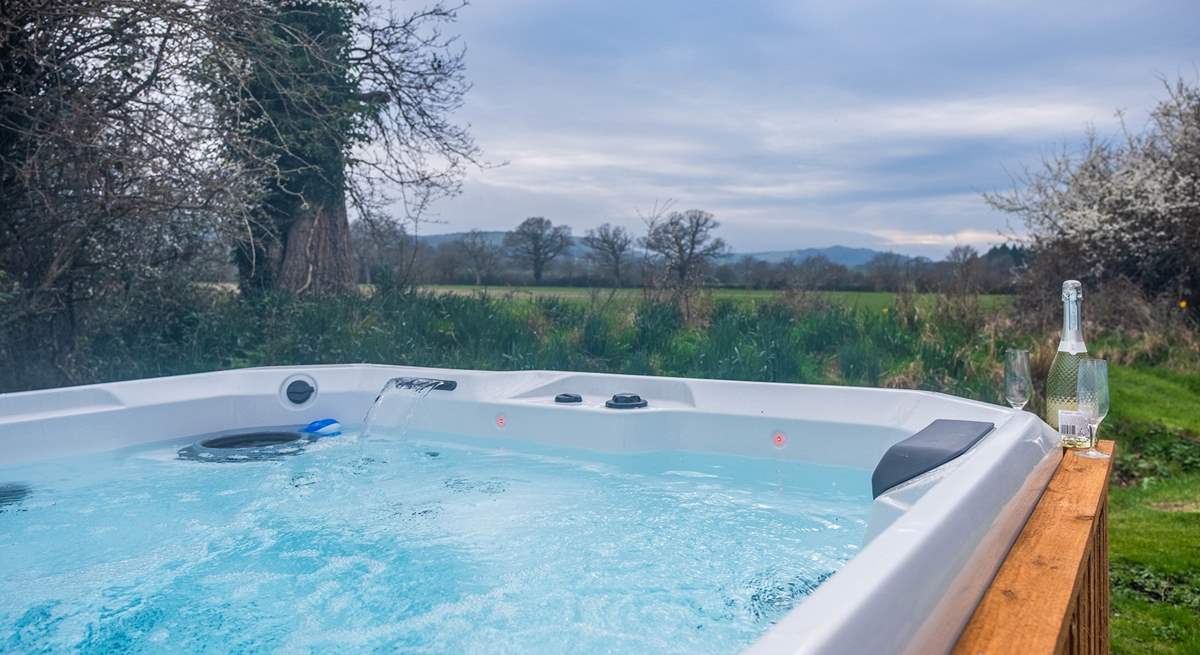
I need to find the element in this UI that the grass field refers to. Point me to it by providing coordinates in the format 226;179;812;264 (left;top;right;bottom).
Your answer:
419;284;1011;312
1107;367;1200;654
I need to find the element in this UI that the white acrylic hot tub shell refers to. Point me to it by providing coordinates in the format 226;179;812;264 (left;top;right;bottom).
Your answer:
0;364;1061;655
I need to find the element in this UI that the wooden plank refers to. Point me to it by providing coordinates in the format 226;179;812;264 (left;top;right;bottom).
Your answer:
953;440;1114;655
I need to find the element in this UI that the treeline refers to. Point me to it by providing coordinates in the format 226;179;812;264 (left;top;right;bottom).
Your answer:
347;214;1028;294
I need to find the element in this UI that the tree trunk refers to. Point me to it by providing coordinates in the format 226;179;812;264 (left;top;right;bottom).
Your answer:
274;191;355;295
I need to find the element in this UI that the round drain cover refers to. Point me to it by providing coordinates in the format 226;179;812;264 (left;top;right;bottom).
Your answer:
201;432;302;449
179;428;311;463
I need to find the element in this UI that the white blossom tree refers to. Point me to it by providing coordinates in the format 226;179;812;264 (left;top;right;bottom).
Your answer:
987;79;1200;313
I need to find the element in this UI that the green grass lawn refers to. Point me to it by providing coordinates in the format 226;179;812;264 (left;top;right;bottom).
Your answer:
1107;367;1200;654
419;284;1010;312
1111;367;1200;434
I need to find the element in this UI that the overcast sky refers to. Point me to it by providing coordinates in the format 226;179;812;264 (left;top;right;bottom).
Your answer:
420;0;1200;258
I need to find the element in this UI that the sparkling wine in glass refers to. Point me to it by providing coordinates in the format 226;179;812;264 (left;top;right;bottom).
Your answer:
1074;358;1110;459
1004;349;1032;410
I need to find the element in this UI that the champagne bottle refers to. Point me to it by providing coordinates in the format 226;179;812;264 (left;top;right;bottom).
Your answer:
1045;280;1087;443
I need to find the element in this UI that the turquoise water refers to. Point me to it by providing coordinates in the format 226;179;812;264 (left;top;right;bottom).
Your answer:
0;430;871;654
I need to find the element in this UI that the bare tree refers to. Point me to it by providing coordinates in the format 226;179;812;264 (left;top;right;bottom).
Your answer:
503;217;572;283
453;229;499;285
640;210;728;289
944;245;982;296
429;242;461;283
351;218;414;289
863;253;912;291
0;1;254;336
583;223;633;286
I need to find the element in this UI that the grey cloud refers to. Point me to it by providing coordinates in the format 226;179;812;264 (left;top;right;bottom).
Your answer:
413;0;1200;258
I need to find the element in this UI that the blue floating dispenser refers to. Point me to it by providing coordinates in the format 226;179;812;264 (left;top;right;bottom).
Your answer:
302;418;342;437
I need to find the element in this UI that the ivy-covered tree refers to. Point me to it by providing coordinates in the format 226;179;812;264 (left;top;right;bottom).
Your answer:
208;0;477;295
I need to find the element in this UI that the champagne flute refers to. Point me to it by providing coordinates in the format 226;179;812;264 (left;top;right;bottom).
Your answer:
1075;358;1110;459
1004;349;1032;410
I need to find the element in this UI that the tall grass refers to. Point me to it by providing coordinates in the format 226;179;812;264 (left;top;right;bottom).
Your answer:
0;286;999;399
4;284;1192;399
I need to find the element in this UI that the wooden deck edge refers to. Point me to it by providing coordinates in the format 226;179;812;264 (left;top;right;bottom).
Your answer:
952;440;1115;655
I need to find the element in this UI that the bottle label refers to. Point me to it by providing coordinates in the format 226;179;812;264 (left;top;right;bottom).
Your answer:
1058;410;1090;438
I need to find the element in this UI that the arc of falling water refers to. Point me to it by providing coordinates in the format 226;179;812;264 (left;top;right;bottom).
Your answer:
361;377;446;439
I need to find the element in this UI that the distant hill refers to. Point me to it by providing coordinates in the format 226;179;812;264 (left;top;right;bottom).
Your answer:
416;230;591;257
416;231;507;248
416;232;901;267
721;246;898;268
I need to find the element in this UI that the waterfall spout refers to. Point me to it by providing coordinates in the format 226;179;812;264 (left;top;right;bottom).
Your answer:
390;377;457;392
361;376;454;438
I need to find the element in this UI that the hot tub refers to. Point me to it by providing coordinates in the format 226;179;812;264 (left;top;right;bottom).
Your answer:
0;364;1060;654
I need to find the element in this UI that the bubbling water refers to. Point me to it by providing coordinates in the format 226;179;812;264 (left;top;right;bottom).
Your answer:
0;426;871;654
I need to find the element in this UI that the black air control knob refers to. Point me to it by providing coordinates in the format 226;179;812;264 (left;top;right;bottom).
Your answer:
554;393;583;404
286;379;315;405
605;392;647;409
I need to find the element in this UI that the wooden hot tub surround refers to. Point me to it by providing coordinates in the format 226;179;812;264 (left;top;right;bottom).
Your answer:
953;440;1115;655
